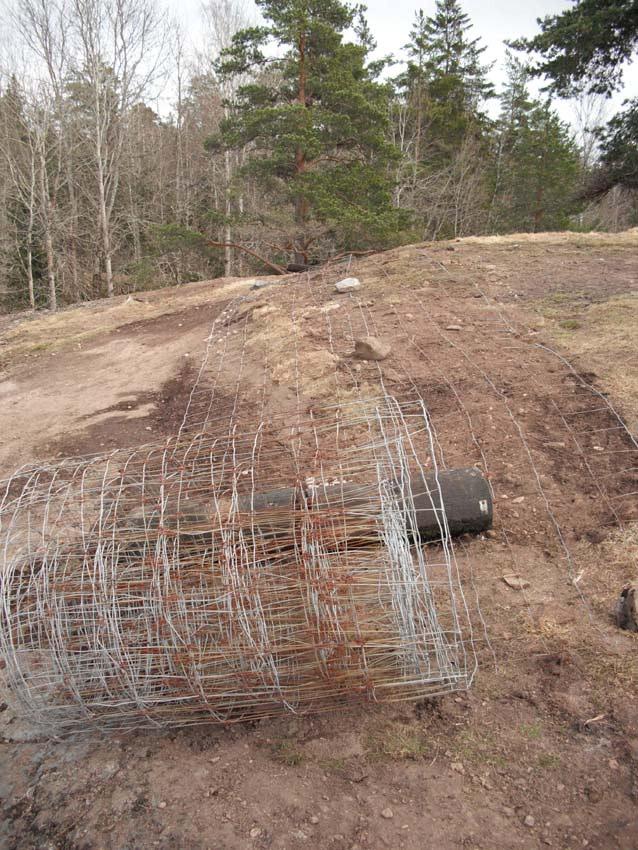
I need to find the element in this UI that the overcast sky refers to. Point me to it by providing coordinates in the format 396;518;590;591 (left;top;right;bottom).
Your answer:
170;0;638;126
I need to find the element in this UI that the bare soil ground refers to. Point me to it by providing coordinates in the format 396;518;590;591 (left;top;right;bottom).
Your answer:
1;231;638;850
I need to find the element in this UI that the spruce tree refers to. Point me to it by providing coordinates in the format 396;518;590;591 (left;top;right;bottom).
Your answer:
420;0;494;159
394;2;493;170
491;57;581;232
392;3;494;238
399;10;430;167
213;0;406;266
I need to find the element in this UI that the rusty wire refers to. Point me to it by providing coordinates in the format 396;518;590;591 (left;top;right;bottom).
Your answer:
0;395;473;735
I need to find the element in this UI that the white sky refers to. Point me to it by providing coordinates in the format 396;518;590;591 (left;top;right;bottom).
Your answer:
170;0;638;127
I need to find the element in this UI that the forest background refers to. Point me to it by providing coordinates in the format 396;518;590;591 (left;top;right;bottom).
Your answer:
0;0;636;311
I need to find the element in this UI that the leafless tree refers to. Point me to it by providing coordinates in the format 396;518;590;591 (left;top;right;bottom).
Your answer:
199;0;251;276
71;0;168;296
571;91;608;171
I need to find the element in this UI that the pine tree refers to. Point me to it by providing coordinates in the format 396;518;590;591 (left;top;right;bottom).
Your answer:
512;0;638;98
513;0;637;202
213;0;407;266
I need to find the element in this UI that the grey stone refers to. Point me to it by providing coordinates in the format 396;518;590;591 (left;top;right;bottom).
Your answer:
335;277;361;293
250;278;278;290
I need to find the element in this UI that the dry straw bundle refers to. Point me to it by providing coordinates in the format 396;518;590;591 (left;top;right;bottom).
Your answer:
0;396;474;735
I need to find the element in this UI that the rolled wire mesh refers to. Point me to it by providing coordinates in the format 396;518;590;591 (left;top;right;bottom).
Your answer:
0;396;473;735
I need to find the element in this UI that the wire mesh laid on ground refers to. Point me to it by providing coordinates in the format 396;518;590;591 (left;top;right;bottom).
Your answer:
0;396;474;735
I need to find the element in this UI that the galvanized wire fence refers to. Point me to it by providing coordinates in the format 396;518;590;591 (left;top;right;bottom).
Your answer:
0;395;473;735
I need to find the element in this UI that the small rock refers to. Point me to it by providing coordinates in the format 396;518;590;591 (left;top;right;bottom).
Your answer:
512;496;525;504
310;815;319;824
353;336;391;361
158;801;167;809
502;575;530;590
292;830;308;840
524;815;536;828
543;441;566;449
249;827;262;839
335;277;361;293
320;301;341;313
380;807;394;819
250;279;278;290
446;324;463;331
451;762;465;775
593;445;604;452
608;758;619;770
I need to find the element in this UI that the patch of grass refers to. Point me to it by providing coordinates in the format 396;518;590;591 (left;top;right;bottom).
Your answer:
318;757;348;773
546;291;587;305
520;722;543;740
365;721;429;761
453;728;508;769
269;740;305;766
558;318;581;330
538;752;561;769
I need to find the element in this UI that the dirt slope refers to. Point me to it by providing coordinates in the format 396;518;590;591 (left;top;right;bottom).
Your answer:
1;231;638;850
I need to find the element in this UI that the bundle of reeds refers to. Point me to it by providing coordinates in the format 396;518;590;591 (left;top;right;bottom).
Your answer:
0;397;475;735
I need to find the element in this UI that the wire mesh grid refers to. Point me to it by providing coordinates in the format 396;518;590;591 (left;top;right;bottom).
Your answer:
0;394;474;735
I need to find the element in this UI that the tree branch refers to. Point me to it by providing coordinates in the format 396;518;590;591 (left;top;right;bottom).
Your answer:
204;239;287;275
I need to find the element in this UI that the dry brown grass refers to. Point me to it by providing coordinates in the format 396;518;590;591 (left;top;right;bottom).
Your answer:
461;228;638;248
0;277;253;369
534;292;638;432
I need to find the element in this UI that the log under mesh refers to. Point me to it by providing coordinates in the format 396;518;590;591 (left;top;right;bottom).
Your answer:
0;396;474;735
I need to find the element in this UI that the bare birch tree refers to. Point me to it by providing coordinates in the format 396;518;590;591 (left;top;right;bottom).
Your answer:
71;0;167;296
199;0;250;276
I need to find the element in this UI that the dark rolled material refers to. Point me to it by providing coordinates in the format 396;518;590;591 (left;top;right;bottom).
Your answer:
407;467;493;540
241;467;493;541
